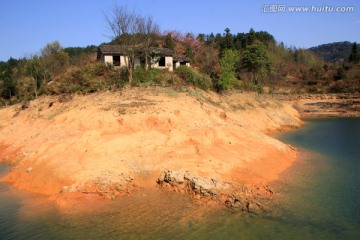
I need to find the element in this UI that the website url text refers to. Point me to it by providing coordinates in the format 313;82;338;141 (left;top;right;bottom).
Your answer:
262;5;355;13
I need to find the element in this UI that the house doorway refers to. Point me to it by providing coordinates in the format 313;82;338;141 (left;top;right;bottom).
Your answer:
158;57;166;67
113;55;120;66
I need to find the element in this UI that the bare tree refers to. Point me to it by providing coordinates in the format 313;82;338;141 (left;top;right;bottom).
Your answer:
137;15;160;69
104;5;138;84
104;4;160;84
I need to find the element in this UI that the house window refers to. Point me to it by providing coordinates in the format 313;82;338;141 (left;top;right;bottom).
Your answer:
159;57;166;67
180;62;187;66
113;55;120;66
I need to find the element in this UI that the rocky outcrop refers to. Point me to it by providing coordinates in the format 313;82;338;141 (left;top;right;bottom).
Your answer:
157;170;275;213
60;172;137;199
157;170;230;197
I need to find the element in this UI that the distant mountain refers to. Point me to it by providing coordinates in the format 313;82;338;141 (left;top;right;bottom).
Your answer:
308;41;360;62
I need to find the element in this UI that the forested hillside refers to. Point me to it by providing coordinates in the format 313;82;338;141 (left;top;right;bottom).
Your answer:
309;41;360;62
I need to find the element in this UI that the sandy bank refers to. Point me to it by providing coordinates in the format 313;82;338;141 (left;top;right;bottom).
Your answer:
0;87;301;210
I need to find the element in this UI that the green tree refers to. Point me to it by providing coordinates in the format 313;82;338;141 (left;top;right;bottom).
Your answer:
1;76;16;99
0;58;18;99
25;55;50;97
164;33;175;51
185;47;193;60
41;41;69;78
247;28;256;46
242;42;271;84
348;42;359;64
255;31;276;46
334;67;346;80
221;28;234;51
205;33;215;45
196;33;206;42
219;49;239;90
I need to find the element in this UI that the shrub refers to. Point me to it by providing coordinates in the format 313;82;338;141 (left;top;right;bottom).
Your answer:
334;67;346;80
252;85;264;94
175;66;212;90
132;67;149;84
90;63;109;76
329;80;346;93
219;72;237;90
132;67;185;88
45;63;128;94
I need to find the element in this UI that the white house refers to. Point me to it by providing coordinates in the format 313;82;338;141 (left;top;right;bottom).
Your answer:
97;45;178;71
173;55;191;68
97;45;191;71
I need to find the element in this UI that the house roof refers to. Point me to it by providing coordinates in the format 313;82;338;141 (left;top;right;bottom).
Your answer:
98;45;123;55
173;55;191;62
148;47;173;57
97;45;173;59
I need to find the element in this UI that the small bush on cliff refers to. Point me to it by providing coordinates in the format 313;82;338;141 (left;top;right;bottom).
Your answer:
45;63;126;94
252;85;264;94
175;66;212;90
132;67;183;87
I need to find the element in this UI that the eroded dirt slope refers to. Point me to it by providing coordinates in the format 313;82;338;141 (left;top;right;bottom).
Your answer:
0;88;301;209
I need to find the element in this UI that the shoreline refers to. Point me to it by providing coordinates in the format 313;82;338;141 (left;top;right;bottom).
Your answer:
2;88;344;211
277;93;360;118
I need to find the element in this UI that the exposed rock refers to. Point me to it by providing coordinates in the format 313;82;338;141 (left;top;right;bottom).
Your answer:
59;172;138;199
225;199;232;208
158;170;274;213
157;170;227;198
21;101;30;110
26;167;32;173
60;186;68;193
233;198;242;208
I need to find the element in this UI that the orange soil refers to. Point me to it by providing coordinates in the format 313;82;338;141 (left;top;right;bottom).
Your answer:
0;87;301;199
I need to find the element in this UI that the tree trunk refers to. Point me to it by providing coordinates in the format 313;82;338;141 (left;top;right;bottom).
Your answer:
128;51;135;85
128;65;133;85
253;70;258;85
145;52;149;70
33;78;38;98
123;52;133;85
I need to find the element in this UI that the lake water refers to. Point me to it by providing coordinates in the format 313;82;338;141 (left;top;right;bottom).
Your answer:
1;118;360;239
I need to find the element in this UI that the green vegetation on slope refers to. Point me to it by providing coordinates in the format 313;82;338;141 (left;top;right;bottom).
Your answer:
309;41;360;63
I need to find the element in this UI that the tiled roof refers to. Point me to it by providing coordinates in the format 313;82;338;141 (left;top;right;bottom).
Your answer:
173;55;191;62
97;45;173;59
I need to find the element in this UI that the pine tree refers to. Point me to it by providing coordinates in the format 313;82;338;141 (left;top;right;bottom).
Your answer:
164;33;175;51
247;28;256;45
221;28;234;50
348;42;359;64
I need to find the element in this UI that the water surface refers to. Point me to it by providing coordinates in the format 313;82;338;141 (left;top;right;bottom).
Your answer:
1;118;359;239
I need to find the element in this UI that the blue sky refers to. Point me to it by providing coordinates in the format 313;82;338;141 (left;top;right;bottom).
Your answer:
0;0;359;61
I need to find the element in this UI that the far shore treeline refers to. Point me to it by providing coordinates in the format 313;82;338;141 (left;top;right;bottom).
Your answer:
1;6;359;106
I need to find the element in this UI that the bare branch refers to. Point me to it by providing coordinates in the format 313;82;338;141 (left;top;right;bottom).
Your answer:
103;3;161;82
